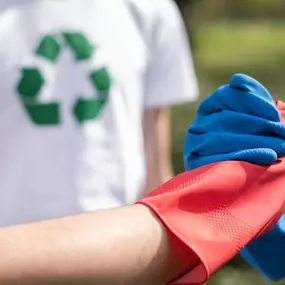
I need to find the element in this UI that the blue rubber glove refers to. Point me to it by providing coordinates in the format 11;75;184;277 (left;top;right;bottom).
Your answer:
184;73;285;281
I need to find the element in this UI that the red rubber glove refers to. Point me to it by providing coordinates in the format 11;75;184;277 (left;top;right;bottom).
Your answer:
137;152;285;284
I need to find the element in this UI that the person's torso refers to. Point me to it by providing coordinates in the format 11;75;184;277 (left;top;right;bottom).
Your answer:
0;0;151;225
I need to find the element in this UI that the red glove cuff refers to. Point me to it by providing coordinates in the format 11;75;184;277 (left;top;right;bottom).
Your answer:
137;159;285;284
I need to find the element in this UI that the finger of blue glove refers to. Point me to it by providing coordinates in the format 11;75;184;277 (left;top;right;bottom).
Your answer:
230;73;275;105
198;83;280;122
184;148;277;171
190;111;285;137
185;132;285;157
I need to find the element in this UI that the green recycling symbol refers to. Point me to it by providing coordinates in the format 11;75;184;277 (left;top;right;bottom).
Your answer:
16;32;112;125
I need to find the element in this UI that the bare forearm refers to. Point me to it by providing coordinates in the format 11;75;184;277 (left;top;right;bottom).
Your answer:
0;205;190;285
144;108;174;195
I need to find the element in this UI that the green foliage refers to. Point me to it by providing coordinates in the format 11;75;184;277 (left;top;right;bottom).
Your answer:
176;0;285;23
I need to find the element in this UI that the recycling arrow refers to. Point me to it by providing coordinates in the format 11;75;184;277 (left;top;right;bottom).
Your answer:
16;31;112;125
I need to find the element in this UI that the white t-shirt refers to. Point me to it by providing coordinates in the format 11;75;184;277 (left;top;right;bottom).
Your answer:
0;0;198;226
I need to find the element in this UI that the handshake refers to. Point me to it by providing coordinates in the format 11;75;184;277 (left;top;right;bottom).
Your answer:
140;73;285;283
2;73;285;285
186;73;285;281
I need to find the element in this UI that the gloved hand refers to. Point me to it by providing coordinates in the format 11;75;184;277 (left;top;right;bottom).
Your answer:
184;73;285;170
184;73;285;281
138;73;285;284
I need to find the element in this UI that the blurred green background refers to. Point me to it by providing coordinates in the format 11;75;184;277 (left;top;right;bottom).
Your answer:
172;1;285;284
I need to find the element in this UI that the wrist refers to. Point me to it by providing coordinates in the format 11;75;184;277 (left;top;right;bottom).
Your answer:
134;204;198;284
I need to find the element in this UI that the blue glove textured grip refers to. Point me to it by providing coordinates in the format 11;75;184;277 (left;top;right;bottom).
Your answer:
184;73;285;281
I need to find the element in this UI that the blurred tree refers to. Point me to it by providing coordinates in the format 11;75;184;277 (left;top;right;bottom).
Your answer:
175;0;199;50
224;0;285;19
176;0;285;23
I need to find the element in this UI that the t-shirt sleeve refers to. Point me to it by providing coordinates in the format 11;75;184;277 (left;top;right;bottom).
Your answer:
144;1;199;109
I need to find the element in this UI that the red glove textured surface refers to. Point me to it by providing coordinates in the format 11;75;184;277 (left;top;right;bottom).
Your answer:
137;100;285;285
138;160;285;284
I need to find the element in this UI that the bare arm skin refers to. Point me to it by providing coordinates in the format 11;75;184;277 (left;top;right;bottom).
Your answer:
144;108;174;195
0;205;193;285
